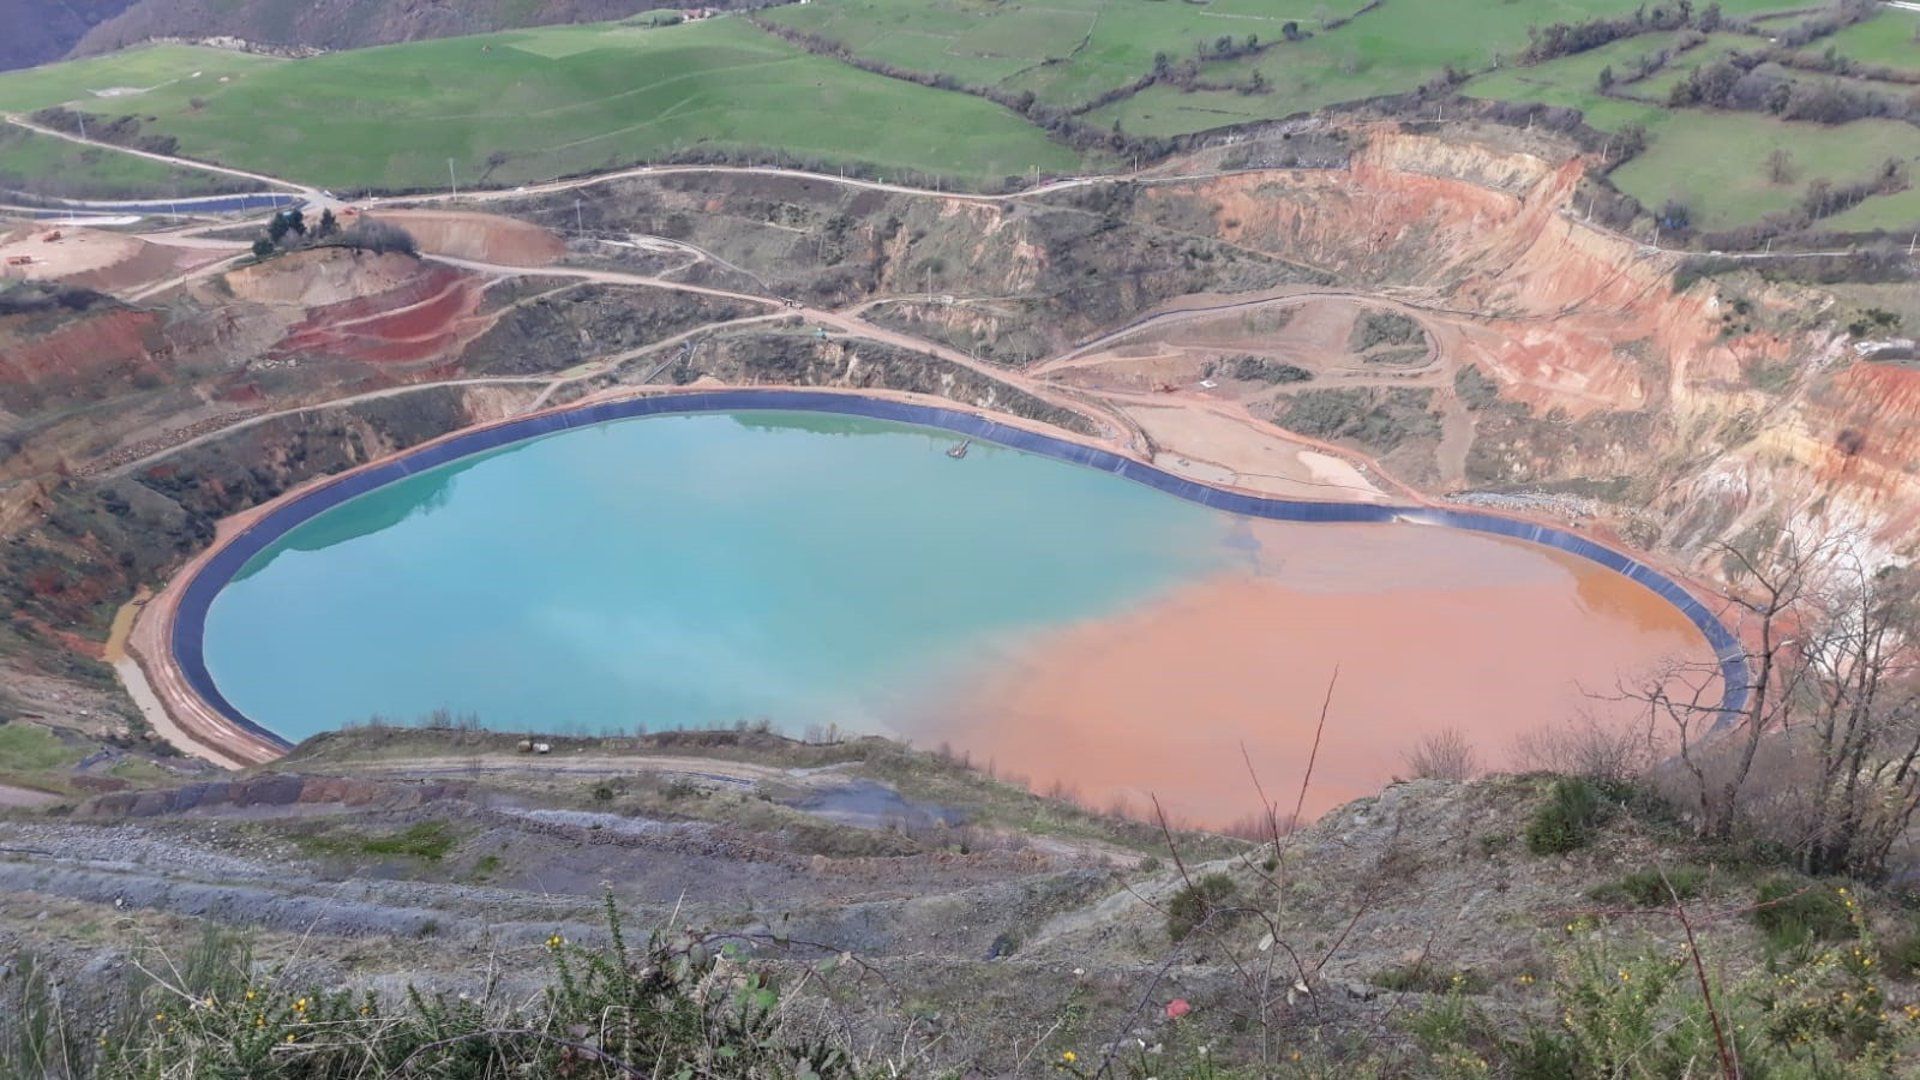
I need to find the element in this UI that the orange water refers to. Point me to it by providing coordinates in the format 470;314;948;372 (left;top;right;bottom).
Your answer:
902;520;1713;827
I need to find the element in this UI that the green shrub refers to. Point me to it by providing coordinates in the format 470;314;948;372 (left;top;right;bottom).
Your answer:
1374;960;1488;995
303;821;458;862
1587;865;1707;907
1525;778;1605;855
1883;929;1920;978
1753;877;1858;951
358;821;456;861
1217;355;1311;383
1349;309;1424;351
89;896;855;1079
1165;872;1241;942
1407;932;1919;1079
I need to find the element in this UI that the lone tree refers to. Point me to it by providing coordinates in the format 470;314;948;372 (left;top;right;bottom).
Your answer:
1624;529;1920;879
1767;147;1796;185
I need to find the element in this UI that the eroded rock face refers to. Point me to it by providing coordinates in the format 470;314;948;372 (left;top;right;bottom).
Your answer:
1125;130;1918;568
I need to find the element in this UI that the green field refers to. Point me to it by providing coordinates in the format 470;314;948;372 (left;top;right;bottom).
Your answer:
0;20;1083;191
1462;21;1920;232
1080;0;1792;136
1610;114;1920;231
771;0;1801;132
1795;8;1920;73
1623;32;1752;102
0;124;244;200
764;0;1383;108
1823;184;1920;234
1465;31;1705;129
0;43;282;113
1;0;1908;228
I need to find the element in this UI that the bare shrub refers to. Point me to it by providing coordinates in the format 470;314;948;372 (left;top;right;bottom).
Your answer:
1403;727;1479;780
1513;712;1655;782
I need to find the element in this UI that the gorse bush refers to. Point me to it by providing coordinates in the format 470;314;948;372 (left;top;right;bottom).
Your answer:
1166;873;1241;942
1526;777;1608;855
1373;960;1487;995
1883;928;1920;978
1753;877;1859;952
1409;922;1917;1079
1587;865;1707;908
72;896;866;1079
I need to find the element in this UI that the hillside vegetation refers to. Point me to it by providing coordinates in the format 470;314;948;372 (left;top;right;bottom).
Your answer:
0;21;1082;193
4;0;1920;235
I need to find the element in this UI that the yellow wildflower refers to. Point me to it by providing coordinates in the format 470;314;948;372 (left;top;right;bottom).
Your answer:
1061;1050;1077;1063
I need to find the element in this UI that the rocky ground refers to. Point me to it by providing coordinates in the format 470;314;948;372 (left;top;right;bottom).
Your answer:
4;729;1918;1074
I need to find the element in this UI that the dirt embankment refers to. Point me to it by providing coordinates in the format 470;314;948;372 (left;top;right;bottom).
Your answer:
373;210;565;267
0;301;167;413
224;248;429;306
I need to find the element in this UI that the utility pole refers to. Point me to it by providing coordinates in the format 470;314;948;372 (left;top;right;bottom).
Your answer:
575;197;583;235
448;158;458;199
76;112;86;141
1910;232;1917;257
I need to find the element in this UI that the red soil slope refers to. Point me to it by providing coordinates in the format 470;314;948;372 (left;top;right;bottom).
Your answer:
269;264;491;365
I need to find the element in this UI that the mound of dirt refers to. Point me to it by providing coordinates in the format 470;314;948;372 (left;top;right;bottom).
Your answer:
374;210;564;267
222;247;431;307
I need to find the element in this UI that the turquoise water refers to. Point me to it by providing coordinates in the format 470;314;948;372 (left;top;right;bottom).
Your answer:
203;411;1241;741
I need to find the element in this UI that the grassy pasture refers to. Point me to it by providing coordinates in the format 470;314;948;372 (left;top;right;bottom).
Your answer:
1796;8;1920;73
0;0;1906;229
0;44;281;113
1823;184;1920;233
1082;0;1754;137
1610;113;1920;230
0;124;245;199
0;20;1082;192
1623;32;1753;102
764;0;1372;107
1464;24;1920;231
